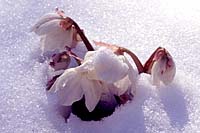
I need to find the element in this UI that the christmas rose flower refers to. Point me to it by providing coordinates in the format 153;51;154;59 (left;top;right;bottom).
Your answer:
31;9;94;53
49;47;137;112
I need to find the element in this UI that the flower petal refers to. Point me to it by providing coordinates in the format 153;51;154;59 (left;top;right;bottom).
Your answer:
30;13;61;32
151;60;163;86
32;14;77;53
40;25;73;52
33;19;62;36
49;68;83;106
112;57;137;96
151;56;176;86
84;51;96;61
75;51;100;80
112;76;130;96
94;48;129;83
81;77;105;112
160;59;176;85
125;57;138;95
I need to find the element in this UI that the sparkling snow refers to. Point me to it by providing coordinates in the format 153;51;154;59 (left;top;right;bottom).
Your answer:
1;0;200;132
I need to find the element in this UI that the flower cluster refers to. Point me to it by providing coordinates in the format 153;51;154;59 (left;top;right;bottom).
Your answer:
31;9;176;121
49;48;137;112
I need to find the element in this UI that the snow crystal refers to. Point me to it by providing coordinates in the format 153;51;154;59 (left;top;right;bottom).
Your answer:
1;0;200;132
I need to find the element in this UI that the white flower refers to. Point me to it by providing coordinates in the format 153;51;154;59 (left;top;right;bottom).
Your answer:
49;48;137;112
147;48;176;86
31;11;80;53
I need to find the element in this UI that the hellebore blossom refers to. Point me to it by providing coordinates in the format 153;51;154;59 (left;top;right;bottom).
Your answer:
49;47;137;112
31;9;94;53
31;9;178;122
144;47;176;86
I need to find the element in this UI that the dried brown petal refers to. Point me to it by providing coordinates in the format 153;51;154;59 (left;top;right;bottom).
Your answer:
50;52;71;71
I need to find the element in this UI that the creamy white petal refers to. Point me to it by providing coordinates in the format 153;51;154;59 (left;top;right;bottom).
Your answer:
40;26;73;52
81;77;104;112
94;48;129;83
49;68;78;92
57;83;83;106
125;57;138;95
33;19;62;35
30;13;61;32
49;68;84;106
112;57;137;96
75;51;100;80
151;57;176;86
112;76;130;96
75;61;94;73
31;13;77;53
151;60;162;86
83;51;96;62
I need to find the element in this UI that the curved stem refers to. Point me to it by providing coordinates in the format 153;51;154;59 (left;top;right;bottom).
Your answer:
143;47;162;74
120;47;144;74
72;20;94;51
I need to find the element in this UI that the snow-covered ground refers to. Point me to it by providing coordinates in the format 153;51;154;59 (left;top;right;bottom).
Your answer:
1;0;200;132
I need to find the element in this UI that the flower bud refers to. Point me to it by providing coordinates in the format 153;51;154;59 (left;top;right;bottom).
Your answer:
144;47;176;86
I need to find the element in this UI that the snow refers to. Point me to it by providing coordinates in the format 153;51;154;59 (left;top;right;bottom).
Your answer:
1;0;200;132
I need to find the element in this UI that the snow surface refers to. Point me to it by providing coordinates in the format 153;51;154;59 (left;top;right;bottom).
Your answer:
1;0;200;132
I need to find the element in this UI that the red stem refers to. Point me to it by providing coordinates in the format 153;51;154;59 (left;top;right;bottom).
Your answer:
143;47;162;74
120;47;144;74
72;21;94;51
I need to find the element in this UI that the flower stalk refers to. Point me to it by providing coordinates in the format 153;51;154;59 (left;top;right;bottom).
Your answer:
69;19;95;51
143;47;162;74
118;47;144;74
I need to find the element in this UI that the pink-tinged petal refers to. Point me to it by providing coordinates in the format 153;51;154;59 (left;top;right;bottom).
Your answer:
144;47;176;86
30;13;61;32
151;50;176;86
159;59;176;85
94;48;129;83
81;77;105;112
49;68;84;106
